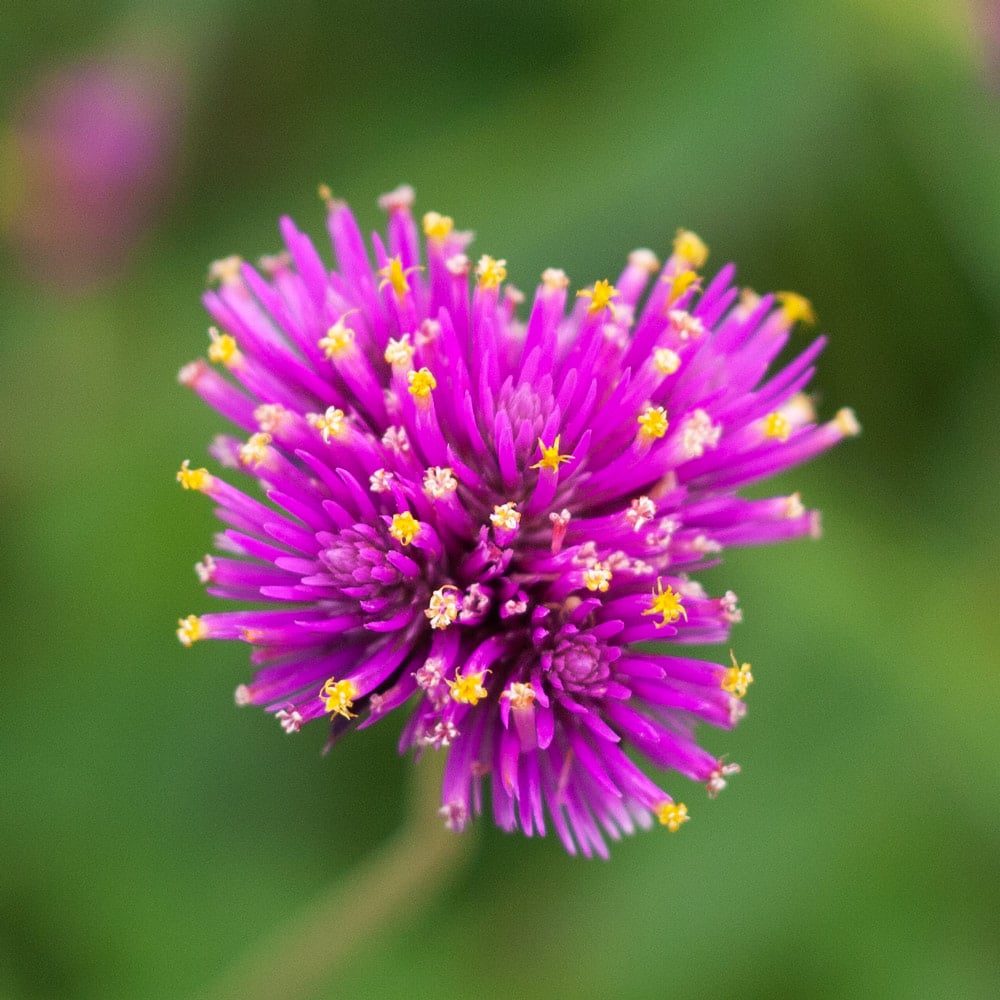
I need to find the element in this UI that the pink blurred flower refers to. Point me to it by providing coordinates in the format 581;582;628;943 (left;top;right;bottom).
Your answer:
6;54;184;289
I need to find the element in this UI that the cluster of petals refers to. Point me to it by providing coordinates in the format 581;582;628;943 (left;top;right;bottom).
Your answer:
176;185;857;857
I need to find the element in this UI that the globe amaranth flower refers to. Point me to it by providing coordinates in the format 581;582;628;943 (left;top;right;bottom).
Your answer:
176;185;858;858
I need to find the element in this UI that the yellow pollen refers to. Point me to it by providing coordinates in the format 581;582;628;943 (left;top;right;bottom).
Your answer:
643;578;688;628
176;614;206;647
378;256;421;299
239;432;272;467
177;460;212;492
663;269;701;305
531;435;574;473
673;229;709;268
320;677;359;720
389;511;420;546
653;347;681;375
490;502;521;532
422;211;454;240
476;255;508;289
241;628;264;644
307;407;347;443
576;279;619;315
637;406;669;442
384;334;415;368
317;183;334;206
722;650;754;698
763;411;791;442
776;291;816;326
407;367;437;399
502;682;536;710
426;585;460;630
583;564;613;593
207;327;241;368
318;314;357;359
655;801;689;832
448;667;490;706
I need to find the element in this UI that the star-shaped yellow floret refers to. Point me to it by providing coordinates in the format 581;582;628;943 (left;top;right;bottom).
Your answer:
576;279;619;315
448;668;489;706
776;291;816;326
722;651;754;698
643;578;688;628
530;435;574;473
663;269;701;306
378;256;422;299
320;677;359;720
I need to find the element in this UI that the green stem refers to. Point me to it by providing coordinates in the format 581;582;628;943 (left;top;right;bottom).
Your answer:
201;755;471;1000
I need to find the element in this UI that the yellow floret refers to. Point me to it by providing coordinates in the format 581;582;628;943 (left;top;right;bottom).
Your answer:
655;801;689;831
389;511;420;546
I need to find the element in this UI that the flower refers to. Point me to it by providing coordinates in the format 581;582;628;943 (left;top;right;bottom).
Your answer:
5;53;184;290
176;185;858;858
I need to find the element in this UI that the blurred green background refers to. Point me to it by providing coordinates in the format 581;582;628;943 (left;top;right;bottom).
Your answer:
2;1;998;997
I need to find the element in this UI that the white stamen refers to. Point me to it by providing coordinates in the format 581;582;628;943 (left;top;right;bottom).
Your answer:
420;720;459;749
276;708;303;734
423;466;458;499
377;184;415;211
445;254;470;276
680;409;721;459
439;801;467;832
706;762;741;798
381;425;410;454
626;496;657;531
721;590;743;624
668;309;706;341
369;468;395;493
542;267;569;289
195;554;217;583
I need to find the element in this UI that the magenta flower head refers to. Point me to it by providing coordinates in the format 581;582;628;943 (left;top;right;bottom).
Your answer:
177;186;858;857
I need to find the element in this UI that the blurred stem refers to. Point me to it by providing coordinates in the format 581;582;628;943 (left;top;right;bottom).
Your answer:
201;753;470;1000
